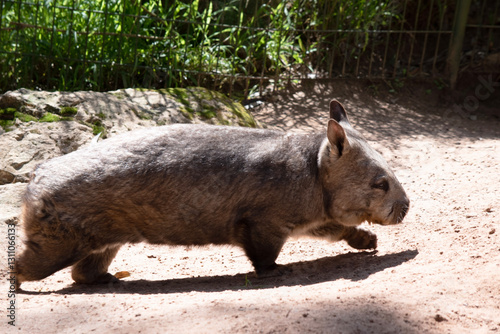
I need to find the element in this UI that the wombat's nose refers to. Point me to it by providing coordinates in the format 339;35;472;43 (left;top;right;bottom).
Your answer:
401;204;409;220
399;198;410;222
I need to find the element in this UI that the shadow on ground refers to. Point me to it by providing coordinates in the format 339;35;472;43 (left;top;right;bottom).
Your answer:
252;79;500;146
19;249;418;295
210;299;423;334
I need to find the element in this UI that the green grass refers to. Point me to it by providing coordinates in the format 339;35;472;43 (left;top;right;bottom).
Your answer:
60;107;78;116
14;112;38;122
89;118;107;137
157;86;258;126
92;124;106;136
0;109;38;131
244;275;253;288
39;113;61;122
0;0;402;95
0;119;14;130
0;108;17;119
0;110;63;131
0;109;84;132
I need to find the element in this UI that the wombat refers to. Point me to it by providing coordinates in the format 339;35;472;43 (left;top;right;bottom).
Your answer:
15;100;409;289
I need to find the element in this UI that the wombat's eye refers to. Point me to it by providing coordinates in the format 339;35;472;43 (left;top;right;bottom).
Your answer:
372;179;389;192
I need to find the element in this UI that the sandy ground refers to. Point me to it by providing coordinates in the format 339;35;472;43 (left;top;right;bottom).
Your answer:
2;79;499;333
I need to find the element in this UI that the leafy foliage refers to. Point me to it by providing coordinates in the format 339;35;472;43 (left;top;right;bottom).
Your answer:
0;0;402;96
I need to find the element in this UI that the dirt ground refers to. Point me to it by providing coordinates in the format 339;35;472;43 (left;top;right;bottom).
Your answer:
2;79;499;333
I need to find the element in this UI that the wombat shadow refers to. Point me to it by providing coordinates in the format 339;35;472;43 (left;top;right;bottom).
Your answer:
20;249;418;295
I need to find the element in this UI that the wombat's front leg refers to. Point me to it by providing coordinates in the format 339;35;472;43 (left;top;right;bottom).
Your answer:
341;226;377;250
71;245;121;284
306;224;377;250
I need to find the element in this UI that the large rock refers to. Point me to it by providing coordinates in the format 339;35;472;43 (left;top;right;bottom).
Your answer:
0;87;258;136
0;122;94;184
0;183;26;224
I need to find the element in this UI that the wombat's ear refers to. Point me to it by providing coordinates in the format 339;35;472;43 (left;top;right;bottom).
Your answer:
329;100;350;124
327;119;350;157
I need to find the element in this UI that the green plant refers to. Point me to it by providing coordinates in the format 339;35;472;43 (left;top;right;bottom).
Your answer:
92;124;106;136
244;275;252;288
0;119;14;131
60;107;78;116
368;83;379;96
0;0;403;96
90;118;107;137
14;112;38;122
434;78;447;90
39;113;61;122
387;78;405;93
0;108;17;119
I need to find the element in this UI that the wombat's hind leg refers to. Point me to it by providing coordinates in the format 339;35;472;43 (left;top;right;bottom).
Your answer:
238;221;289;278
342;227;377;250
71;245;121;284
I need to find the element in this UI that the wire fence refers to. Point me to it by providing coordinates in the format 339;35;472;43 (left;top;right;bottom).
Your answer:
0;0;499;98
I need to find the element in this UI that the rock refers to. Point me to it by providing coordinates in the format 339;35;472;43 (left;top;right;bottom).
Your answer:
434;314;447;322
0;183;26;224
0;90;27;109
0;122;94;183
0;87;259;136
0;170;15;184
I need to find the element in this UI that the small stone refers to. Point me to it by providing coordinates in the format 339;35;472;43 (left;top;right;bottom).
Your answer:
0;170;15;185
434;314;447;322
4;217;19;225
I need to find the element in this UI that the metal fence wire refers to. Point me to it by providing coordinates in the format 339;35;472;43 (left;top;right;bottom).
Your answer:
0;0;499;97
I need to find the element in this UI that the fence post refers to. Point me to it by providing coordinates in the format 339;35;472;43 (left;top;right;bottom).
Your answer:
447;0;472;90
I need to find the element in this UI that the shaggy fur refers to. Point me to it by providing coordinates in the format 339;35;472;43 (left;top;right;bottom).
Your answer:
15;100;409;288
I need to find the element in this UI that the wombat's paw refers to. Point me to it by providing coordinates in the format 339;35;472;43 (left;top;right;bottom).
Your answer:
96;273;120;284
74;272;119;285
346;228;378;250
92;273;120;284
255;264;292;278
14;274;24;291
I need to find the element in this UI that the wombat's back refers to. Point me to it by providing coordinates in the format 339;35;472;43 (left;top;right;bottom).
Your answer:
22;124;325;248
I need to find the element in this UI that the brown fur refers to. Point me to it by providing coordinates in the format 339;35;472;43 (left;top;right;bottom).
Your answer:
15;100;409;289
